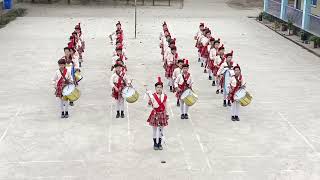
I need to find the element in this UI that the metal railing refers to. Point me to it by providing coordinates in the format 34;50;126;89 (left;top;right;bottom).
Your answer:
308;13;320;36
267;0;281;18
286;5;303;27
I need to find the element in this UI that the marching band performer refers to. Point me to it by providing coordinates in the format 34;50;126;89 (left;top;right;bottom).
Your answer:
217;50;235;107
194;23;205;62
74;23;85;67
200;29;211;72
160;30;170;62
109;21;122;43
114;45;128;62
159;21;169;40
175;60;194;119
165;45;179;92
229;65;246;121
214;44;225;92
52;59;73;118
110;63;131;118
113;41;127;57
172;59;184;106
146;77;169;150
208;38;220;82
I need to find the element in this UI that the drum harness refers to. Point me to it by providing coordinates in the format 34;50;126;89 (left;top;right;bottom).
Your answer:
59;68;71;87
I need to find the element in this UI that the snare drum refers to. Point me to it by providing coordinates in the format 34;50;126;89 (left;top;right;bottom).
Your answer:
62;84;81;102
234;89;252;106
122;87;139;103
180;89;198;106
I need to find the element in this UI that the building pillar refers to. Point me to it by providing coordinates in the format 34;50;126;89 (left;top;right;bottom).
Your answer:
280;0;289;20
264;0;269;12
302;0;311;30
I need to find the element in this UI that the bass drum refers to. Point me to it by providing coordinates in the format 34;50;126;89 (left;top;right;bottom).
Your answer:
180;89;198;106
122;87;139;103
234;89;252;106
62;84;80;102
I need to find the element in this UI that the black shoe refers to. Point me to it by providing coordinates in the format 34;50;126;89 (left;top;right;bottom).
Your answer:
212;81;216;86
181;114;185;119
201;63;204;67
79;62;82;67
170;86;173;92
177;100;180;107
231;116;236;121
158;138;163;150
69;101;74;106
235;116;240;121
216;90;219;94
209;76;212;80
184;114;189;119
220;89;223;94
203;69;207;73
121;111;125;118
116;111;120;118
61;112;65;118
223;100;227;107
153;138;159;150
228;100;232;106
198;58;200;62
65;111;69;118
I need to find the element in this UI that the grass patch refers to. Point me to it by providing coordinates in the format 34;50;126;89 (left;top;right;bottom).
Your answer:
0;8;27;27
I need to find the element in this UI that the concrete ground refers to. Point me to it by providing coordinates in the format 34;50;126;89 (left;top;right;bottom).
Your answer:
0;0;320;179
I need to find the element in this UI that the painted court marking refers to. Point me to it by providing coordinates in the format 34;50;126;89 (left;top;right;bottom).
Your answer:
0;106;22;143
278;112;318;154
168;102;192;171
108;103;113;153
126;102;133;149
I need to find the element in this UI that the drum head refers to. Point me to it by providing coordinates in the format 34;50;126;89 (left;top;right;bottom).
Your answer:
122;87;135;98
235;89;246;101
180;89;191;99
62;84;75;96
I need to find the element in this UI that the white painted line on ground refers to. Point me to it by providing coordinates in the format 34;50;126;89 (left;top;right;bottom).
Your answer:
108;103;113;153
0;106;22;143
4;160;85;164
22;176;80;179
188;114;213;171
278;112;318;154
168;101;192;171
126;102;133;149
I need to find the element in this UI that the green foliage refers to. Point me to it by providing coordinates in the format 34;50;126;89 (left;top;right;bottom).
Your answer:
0;8;27;27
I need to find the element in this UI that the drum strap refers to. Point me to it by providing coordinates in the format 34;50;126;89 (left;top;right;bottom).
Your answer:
116;73;126;89
218;57;225;67
153;93;167;112
182;73;190;87
230;75;243;102
58;68;68;87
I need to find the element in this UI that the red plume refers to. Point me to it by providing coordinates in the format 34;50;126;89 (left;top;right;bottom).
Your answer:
231;50;234;55
185;59;189;65
157;77;162;83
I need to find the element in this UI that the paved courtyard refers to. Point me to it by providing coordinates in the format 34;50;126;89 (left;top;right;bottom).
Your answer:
0;0;319;179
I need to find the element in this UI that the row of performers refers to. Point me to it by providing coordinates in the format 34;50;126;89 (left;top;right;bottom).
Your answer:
194;22;249;121
108;21;170;150
159;21;196;120
51;23;85;118
108;21;130;119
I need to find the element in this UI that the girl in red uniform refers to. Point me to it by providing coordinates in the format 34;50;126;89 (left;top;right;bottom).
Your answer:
146;77;169;150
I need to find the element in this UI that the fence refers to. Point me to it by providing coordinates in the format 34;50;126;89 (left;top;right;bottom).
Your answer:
308;13;320;36
286;5;303;27
267;0;281;17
